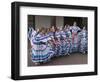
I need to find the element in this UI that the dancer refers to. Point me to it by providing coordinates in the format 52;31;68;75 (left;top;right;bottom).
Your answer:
64;24;72;54
70;22;81;53
31;27;54;65
79;26;88;54
59;26;68;55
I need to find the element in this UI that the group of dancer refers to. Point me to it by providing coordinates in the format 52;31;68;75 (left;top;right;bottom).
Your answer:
28;21;88;65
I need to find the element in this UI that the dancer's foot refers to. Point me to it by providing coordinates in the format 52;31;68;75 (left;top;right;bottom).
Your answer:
81;51;85;55
67;53;70;55
34;62;40;65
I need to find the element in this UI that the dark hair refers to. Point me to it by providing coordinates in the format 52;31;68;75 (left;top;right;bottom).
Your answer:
37;27;47;35
50;26;58;32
